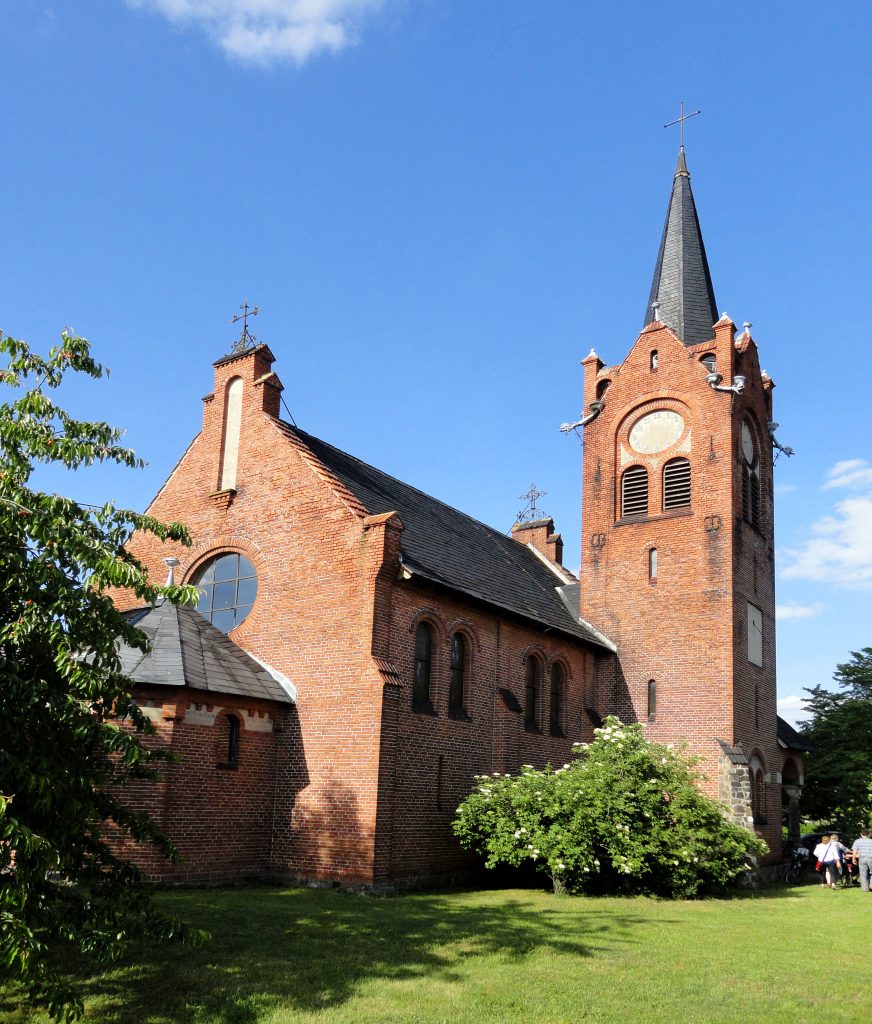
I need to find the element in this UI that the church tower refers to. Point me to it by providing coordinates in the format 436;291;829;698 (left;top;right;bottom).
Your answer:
579;145;780;853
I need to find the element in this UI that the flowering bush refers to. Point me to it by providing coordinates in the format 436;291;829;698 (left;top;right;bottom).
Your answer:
453;718;767;898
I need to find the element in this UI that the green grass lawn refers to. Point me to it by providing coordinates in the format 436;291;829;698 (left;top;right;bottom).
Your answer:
2;881;869;1024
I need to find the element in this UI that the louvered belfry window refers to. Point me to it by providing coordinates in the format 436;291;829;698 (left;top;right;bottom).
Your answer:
663;458;691;510
621;466;649;518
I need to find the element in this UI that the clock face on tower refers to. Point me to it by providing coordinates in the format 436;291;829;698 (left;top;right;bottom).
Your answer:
628;410;685;454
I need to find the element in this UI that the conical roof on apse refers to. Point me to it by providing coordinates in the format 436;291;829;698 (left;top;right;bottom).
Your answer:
644;147;718;346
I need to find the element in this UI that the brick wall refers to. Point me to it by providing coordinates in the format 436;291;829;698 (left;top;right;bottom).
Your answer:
116;345;605;886
579;318;782;857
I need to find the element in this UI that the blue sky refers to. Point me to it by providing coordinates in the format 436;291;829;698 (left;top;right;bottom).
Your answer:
2;1;870;724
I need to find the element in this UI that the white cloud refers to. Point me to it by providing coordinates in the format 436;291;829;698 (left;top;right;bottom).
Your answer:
777;694;809;728
822;458;872;490
128;0;386;65
775;602;823;621
781;459;872;589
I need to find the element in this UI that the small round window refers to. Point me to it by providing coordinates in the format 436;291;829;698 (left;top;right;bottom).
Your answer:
192;553;258;633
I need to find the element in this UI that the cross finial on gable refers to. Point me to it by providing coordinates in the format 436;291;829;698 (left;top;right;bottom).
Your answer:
516;483;548;523
229;299;261;355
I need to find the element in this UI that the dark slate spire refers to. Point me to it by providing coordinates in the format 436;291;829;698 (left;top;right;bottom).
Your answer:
644;147;718;346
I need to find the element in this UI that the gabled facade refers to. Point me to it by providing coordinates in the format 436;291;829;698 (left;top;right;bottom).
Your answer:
118;344;611;886
115;147;798;885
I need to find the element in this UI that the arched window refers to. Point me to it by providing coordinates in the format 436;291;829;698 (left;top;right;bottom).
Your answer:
216;713;240;769
699;353;717;373
749;753;766;825
448;633;467;717
650;350;659;370
741;420;761;530
596;378;611;400
413;622;433;708
647;679;657;722
663;458;691;510
549;663;565;736
621;466;649;518
648;547;658;580
524;656;542;732
192;552;258;633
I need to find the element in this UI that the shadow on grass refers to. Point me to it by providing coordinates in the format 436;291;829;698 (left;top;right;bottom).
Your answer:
10;886;668;1023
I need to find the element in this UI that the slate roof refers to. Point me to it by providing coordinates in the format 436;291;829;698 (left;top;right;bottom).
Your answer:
119;603;295;705
777;715;813;752
286;424;613;651
644;147;718;346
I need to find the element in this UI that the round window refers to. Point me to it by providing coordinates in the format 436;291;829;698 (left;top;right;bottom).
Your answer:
191;553;258;633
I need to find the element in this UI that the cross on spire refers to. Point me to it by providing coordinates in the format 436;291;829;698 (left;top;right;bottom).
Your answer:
664;101;701;150
230;300;261;354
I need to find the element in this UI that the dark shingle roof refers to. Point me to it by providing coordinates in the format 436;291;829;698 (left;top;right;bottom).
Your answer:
777;715;813;752
119;604;295;705
287;425;613;651
644;148;718;346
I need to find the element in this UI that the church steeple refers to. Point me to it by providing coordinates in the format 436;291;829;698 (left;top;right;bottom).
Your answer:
644;147;718;346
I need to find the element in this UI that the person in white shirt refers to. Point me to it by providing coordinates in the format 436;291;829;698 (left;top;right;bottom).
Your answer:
822;833;847;888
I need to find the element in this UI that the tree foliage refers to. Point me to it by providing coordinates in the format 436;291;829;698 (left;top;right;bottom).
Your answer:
799;648;872;833
0;331;200;1021
453;718;767;898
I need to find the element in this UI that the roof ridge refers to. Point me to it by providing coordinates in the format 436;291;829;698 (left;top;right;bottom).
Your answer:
288;422;532;549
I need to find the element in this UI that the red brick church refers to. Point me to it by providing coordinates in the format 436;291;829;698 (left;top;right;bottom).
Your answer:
116;147;808;886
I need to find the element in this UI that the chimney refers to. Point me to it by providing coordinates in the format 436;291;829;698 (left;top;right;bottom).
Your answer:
511;517;564;567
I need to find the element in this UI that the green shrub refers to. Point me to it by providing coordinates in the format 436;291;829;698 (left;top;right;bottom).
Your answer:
453;717;767;898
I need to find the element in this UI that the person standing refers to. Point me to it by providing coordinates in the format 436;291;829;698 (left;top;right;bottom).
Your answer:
813;835;831;887
823;833;847;888
852;829;872;892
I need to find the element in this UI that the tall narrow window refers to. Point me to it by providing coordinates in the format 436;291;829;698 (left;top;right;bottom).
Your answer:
648;547;658;579
448;633;467;717
741;420;761;530
647;679;657;722
413;622;433;707
750;754;766;824
663;458;691;510
216;714;240;768
524;656;542;731
549;663;565;736
747;602;763;667
621;466;649;518
650;350;659;370
219;377;243;491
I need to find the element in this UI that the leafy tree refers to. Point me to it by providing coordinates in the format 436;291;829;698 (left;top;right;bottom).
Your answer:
453;718;767;898
800;648;872;833
0;331;199;1021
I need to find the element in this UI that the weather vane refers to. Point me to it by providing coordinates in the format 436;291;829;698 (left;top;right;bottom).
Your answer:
230;300;261;354
516;483;548;523
664;101;700;149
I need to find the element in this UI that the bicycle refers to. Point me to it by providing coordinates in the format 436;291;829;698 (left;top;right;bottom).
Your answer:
784;845;810;885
